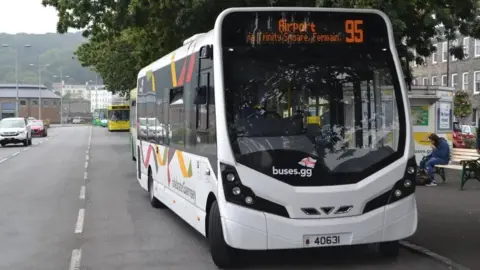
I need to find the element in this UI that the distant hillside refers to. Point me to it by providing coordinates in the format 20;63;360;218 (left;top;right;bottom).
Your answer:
0;32;101;88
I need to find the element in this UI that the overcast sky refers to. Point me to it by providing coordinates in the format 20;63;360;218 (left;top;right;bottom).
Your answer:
0;0;60;34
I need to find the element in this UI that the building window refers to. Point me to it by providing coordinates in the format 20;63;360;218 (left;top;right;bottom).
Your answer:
432;44;438;63
43;100;50;106
462;72;469;90
19;100;27;106
463;37;470;58
474;71;480;94
451;73;458;88
423;77;428;85
452;39;458;61
432;76;437;85
31;100;38;105
442;75;447;86
475;39;480;57
473;108;477;125
412;78;417;85
442;41;448;62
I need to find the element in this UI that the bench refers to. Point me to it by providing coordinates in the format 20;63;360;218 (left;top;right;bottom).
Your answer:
434;148;480;190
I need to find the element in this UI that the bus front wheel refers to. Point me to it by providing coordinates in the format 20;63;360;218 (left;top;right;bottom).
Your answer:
378;240;400;258
148;169;165;209
208;201;239;268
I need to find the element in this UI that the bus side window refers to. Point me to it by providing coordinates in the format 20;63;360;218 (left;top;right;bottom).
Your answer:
169;86;185;147
196;73;210;130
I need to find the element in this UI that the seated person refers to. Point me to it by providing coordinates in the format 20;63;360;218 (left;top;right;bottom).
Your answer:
419;133;450;187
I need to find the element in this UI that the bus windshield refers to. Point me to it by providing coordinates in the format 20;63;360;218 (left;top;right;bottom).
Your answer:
109;110;130;121
221;11;405;186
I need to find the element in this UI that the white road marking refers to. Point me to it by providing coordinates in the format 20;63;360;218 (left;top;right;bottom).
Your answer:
84;161;88;169
23;147;30;151
69;249;82;270
84;172;88;180
400;241;471;270
0;158;8;163
79;186;86;200
74;209;85;234
12;152;19;156
85;155;89;161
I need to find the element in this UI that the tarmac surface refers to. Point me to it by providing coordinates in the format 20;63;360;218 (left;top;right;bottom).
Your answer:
0;125;463;270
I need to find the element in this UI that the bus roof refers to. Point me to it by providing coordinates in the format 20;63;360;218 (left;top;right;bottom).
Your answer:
138;30;213;78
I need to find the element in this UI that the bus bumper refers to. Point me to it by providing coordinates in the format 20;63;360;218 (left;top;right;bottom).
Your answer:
220;194;417;250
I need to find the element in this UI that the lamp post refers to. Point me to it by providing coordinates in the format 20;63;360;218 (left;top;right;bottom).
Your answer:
89;75;99;110
53;73;70;125
29;62;50;120
0;44;32;117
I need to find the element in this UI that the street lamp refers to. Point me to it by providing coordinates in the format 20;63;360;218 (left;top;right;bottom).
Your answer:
53;74;69;125
0;44;32;117
29;63;50;120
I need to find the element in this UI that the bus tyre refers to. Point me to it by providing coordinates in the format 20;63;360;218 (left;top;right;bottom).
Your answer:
148;171;165;208
208;201;238;269
378;240;400;258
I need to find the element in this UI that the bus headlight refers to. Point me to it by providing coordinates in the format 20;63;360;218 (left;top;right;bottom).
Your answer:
226;173;235;182
220;163;289;218
363;156;418;214
388;156;417;204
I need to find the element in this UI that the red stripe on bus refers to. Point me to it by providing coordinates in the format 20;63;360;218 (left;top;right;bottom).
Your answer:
186;54;196;83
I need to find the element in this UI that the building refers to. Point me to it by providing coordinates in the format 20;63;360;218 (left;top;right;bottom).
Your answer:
90;88;113;111
0;84;61;122
411;34;480;125
52;83;100;100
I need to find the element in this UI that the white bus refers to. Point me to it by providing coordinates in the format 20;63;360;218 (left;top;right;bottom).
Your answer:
136;7;417;268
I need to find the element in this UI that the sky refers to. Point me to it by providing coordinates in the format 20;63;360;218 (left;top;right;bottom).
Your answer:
0;0;59;34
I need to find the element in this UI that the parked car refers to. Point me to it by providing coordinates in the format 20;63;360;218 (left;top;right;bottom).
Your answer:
461;125;476;137
0;117;32;146
453;122;465;148
72;117;83;124
30;120;48;137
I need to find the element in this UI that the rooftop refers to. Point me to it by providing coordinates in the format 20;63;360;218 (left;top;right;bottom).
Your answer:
0;84;60;99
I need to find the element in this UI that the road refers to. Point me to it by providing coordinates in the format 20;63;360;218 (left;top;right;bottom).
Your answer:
0;126;455;270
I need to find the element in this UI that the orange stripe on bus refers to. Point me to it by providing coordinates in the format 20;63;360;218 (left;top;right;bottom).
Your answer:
176;151;191;178
170;53;177;87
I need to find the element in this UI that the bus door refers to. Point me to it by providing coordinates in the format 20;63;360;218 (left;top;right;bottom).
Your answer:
193;46;216;214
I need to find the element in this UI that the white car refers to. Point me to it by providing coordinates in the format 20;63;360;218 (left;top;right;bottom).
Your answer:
72;117;82;124
0;117;32;147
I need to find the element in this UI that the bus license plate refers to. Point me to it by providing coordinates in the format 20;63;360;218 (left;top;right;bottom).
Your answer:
303;234;347;247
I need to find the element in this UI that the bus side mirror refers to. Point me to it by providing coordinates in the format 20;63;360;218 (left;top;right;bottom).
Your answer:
199;45;213;60
194;86;207;105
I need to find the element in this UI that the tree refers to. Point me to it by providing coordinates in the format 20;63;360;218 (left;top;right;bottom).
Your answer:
42;0;480;96
453;90;473;124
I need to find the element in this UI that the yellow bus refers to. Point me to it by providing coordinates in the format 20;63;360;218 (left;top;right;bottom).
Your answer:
107;104;130;131
129;88;137;160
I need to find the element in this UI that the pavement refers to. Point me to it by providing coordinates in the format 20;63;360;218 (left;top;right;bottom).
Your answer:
0;125;463;270
406;171;480;270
